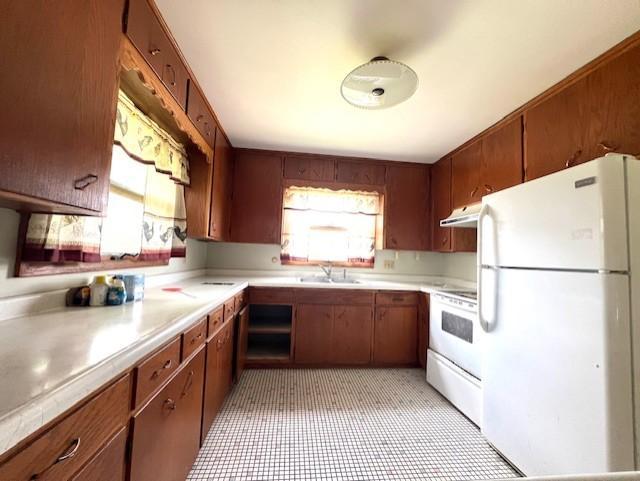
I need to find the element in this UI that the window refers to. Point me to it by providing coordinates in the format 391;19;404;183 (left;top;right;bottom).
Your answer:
280;186;382;267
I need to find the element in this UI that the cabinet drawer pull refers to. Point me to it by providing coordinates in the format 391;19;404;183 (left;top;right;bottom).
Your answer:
149;47;161;56
190;332;203;344
470;186;479;198
150;359;172;379
298;167;306;175
163;398;176;411
565;149;582;168
163;359;172;369
484;184;494;193
598;142;616;152
29;438;81;480
165;64;176;86
391;296;404;302
196;114;204;122
73;174;98;190
442;236;448;246
57;438;81;462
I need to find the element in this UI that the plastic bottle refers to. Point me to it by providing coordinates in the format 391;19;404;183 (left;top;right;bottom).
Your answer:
89;275;110;307
107;277;127;306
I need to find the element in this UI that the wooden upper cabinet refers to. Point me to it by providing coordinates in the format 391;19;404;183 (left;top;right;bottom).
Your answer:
385;164;431;251
430;158;452;252
284;155;335;182
481;117;523;194
0;0;124;214
186;85;217;147
230;150;283;244
451;140;482;208
430;158;477;253
210;133;233;241
336;160;386;185
525;42;640;181
126;0;189;109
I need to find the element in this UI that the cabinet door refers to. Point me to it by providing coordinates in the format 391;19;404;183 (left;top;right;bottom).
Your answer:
70;428;127;481
210;133;233;241
451;140;482;208
385;164;430;250
418;294;429;369
294;304;333;364
525;43;640;181
431;158;452;252
222;320;235;395
284;155;335;181
481;117;523;195
130;349;205;481
230;151;283;244
184;149;214;239
336;160;386;185
332;305;373;364
201;330;224;443
373;306;418;365
235;306;249;382
186;85;216;147
0;0;123;213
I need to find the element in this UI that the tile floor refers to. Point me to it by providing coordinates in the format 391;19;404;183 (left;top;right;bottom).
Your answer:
188;369;519;481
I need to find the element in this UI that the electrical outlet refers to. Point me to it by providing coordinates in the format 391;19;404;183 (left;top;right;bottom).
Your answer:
384;259;395;269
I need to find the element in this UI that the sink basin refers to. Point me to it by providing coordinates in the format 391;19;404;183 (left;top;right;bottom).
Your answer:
298;276;360;284
330;278;361;284
299;276;332;283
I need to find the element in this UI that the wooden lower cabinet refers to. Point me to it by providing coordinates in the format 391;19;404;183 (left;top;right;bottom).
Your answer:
418;294;430;369
130;349;205;481
70;427;128;481
373;306;418;365
294;304;333;364
332;305;373;364
235;305;250;381
0;375;131;481
201;320;235;443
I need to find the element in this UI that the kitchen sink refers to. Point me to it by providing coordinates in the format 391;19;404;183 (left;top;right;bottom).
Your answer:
298;276;360;284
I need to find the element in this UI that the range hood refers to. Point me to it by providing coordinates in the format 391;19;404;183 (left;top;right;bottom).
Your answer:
440;202;482;228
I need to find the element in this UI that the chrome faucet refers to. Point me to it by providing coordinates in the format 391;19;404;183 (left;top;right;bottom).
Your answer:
319;263;333;280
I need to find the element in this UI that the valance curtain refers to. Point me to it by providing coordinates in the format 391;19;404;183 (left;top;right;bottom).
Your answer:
280;186;381;266
23;91;189;264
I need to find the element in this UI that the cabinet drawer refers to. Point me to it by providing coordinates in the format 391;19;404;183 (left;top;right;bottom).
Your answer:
223;298;236;322
70;427;128;481
234;290;248;312
134;338;181;407
284;155;335;181
186;85;216;147
336;160;386;185
126;0;189;108
0;375;130;481
207;306;224;338
182;318;206;361
375;291;419;306
249;287;294;305
295;288;374;305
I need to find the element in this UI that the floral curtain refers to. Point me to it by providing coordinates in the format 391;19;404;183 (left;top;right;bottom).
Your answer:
280;186;381;266
23;91;189;265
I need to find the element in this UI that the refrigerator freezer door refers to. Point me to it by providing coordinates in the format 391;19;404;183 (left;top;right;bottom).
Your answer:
480;155;628;271
481;267;634;476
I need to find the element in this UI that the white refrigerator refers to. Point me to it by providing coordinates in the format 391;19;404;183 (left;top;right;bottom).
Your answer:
478;154;640;476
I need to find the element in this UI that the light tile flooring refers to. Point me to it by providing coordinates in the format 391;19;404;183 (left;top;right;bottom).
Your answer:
188;369;519;481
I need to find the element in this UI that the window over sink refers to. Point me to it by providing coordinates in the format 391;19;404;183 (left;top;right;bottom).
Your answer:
280;186;383;267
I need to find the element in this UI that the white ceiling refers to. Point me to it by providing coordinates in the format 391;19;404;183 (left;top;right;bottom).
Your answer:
155;0;640;163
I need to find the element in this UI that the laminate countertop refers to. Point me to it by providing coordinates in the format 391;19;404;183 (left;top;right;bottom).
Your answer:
0;274;473;456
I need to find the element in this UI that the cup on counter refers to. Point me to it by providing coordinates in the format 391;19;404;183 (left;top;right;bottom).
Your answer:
122;274;145;302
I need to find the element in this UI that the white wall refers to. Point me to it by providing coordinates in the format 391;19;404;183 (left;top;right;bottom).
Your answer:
0;208;208;299
206;241;477;281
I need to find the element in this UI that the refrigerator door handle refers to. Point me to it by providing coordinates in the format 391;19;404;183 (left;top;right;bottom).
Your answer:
477;204;490;332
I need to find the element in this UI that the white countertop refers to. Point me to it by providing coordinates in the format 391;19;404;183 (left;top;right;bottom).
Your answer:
0;274;473;456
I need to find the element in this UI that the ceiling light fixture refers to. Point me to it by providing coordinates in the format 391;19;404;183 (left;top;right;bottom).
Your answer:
341;56;418;110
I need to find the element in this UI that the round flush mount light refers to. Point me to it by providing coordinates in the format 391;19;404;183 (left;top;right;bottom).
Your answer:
341;56;418;110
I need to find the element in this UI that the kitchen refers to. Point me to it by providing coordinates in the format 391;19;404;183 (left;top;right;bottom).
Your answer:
0;1;639;481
